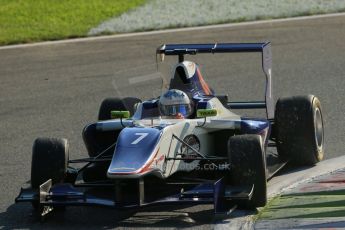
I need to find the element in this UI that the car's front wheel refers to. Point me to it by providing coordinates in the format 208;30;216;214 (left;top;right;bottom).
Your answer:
31;137;69;210
228;134;267;208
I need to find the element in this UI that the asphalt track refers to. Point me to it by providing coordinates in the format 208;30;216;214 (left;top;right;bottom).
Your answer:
1;14;345;229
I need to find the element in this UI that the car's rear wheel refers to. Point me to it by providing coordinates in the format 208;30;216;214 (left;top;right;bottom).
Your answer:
275;95;324;166
98;97;141;121
228;134;267;208
31;137;69;209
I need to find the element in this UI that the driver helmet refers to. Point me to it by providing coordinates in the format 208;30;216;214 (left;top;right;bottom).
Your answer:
159;89;193;118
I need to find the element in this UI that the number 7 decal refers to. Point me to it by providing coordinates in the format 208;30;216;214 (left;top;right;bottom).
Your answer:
131;133;149;145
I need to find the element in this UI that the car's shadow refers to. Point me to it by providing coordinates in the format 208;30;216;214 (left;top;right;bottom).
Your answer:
0;203;247;229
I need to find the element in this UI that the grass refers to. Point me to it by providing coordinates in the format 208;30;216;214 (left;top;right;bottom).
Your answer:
255;189;345;220
253;195;281;222
0;0;146;45
88;0;345;35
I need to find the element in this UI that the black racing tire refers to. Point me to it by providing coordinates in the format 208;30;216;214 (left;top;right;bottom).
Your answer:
275;95;324;166
31;138;69;188
31;138;69;210
228;134;267;208
98;97;141;121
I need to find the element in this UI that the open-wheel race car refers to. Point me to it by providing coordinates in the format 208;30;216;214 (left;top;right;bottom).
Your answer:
16;42;324;218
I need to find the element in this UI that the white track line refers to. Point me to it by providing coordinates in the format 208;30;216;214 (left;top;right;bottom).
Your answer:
1;12;345;50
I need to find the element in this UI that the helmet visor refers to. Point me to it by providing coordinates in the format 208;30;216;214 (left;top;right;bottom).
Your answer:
161;104;192;118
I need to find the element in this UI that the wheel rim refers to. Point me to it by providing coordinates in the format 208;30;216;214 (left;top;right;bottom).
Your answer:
314;107;324;150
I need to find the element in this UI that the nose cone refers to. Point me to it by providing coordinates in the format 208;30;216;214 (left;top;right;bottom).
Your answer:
107;127;161;178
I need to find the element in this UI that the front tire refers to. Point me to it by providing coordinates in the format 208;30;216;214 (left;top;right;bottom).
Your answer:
228;134;267;208
31;138;69;188
31;138;69;210
275;95;324;166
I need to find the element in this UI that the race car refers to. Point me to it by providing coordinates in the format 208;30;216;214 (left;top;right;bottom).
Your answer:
16;42;324;219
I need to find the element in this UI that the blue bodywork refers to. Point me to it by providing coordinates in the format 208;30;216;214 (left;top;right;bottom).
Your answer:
241;118;270;134
108;127;161;176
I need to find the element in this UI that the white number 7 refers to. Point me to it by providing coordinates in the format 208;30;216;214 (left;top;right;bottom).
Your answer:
131;133;149;145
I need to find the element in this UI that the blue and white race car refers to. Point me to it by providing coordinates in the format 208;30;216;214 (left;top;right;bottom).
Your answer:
16;42;324;218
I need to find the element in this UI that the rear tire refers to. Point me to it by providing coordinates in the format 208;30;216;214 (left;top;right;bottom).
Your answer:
31;137;69;210
275;95;324;166
228;134;267;208
98;97;141;121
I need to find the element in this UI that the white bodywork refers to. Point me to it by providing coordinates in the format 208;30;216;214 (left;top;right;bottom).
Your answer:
97;97;241;179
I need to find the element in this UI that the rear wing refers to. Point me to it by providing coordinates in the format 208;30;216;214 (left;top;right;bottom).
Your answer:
156;42;274;119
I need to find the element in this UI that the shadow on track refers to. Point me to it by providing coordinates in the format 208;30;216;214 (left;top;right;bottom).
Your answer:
0;203;220;229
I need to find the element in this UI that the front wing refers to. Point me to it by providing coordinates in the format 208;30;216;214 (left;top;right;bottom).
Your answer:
16;178;253;217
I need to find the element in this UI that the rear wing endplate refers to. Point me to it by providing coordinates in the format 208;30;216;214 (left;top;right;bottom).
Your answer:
157;42;274;119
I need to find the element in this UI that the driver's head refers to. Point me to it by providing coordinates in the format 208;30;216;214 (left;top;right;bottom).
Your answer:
159;89;193;119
